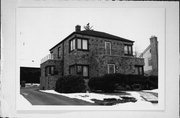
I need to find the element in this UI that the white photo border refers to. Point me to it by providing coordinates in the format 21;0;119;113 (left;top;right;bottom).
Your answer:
1;0;179;117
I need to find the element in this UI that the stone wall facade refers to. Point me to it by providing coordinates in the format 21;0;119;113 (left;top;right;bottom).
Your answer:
40;31;144;90
40;60;62;90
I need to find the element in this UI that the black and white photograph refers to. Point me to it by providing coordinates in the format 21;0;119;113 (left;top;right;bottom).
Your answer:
17;7;163;108
1;0;179;117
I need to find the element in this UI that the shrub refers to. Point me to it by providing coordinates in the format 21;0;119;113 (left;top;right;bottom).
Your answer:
147;75;158;89
88;73;156;92
55;75;86;93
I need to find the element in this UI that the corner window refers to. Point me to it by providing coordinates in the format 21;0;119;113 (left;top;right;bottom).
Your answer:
135;65;144;75
124;44;133;56
108;64;115;74
69;65;89;77
70;39;76;51
105;42;111;55
77;38;88;50
77;65;89;77
70;38;88;52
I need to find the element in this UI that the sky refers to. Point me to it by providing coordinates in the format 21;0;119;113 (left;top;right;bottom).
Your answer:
17;8;165;67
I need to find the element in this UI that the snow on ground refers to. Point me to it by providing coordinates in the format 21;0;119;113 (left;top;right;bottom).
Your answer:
40;90;122;103
40;90;157;106
114;91;154;107
143;89;158;93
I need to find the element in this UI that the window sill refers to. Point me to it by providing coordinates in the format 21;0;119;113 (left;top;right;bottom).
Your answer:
77;49;89;51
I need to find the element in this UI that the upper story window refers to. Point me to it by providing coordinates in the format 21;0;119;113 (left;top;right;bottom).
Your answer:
124;44;133;56
107;64;115;74
70;39;76;51
70;38;88;52
105;42;111;55
77;38;88;50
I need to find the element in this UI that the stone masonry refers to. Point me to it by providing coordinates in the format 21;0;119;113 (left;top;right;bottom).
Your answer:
40;25;144;90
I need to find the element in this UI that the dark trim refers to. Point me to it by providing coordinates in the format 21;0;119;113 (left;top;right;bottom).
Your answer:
50;31;134;51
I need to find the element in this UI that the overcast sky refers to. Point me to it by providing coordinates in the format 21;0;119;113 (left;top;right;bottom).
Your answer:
17;8;164;67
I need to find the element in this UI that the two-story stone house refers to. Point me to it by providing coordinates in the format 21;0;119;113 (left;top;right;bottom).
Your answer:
40;25;144;90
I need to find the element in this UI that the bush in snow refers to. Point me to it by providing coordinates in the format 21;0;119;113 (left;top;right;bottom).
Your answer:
146;75;158;89
88;74;158;92
55;75;86;93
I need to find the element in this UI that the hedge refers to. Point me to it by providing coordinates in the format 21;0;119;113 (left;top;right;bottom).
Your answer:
88;74;158;92
55;75;86;93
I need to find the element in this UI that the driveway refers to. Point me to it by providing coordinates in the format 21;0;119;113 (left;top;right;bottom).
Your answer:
20;88;95;105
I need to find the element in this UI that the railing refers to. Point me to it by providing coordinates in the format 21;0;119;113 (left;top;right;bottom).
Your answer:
41;54;56;64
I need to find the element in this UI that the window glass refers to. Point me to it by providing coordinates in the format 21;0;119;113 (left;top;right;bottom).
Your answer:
105;42;111;55
51;66;54;75
72;39;76;50
139;67;143;75
70;40;73;51
82;39;88;50
135;66;144;75
77;39;82;49
124;45;132;55
83;66;88;77
124;45;128;54
77;66;82;74
70;66;76;75
128;46;132;55
108;64;115;74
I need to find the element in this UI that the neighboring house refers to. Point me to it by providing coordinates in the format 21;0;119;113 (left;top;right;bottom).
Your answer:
20;67;41;87
139;36;158;76
40;25;144;90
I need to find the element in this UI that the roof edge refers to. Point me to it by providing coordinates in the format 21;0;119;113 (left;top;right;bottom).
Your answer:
50;31;134;51
49;32;76;51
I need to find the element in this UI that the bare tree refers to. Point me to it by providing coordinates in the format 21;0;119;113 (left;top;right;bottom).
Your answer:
84;23;93;30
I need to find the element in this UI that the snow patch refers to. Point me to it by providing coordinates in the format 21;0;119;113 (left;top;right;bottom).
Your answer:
40;90;157;106
143;89;158;93
40;90;122;103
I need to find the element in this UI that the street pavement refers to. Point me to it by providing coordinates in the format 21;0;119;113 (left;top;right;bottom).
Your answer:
20;88;95;105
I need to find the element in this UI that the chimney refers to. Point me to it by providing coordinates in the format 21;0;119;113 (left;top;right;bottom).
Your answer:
150;35;157;44
150;35;158;75
75;25;81;32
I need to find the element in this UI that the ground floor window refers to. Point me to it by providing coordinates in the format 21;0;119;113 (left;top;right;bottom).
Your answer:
135;65;144;75
69;64;89;77
45;66;55;76
108;64;115;74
